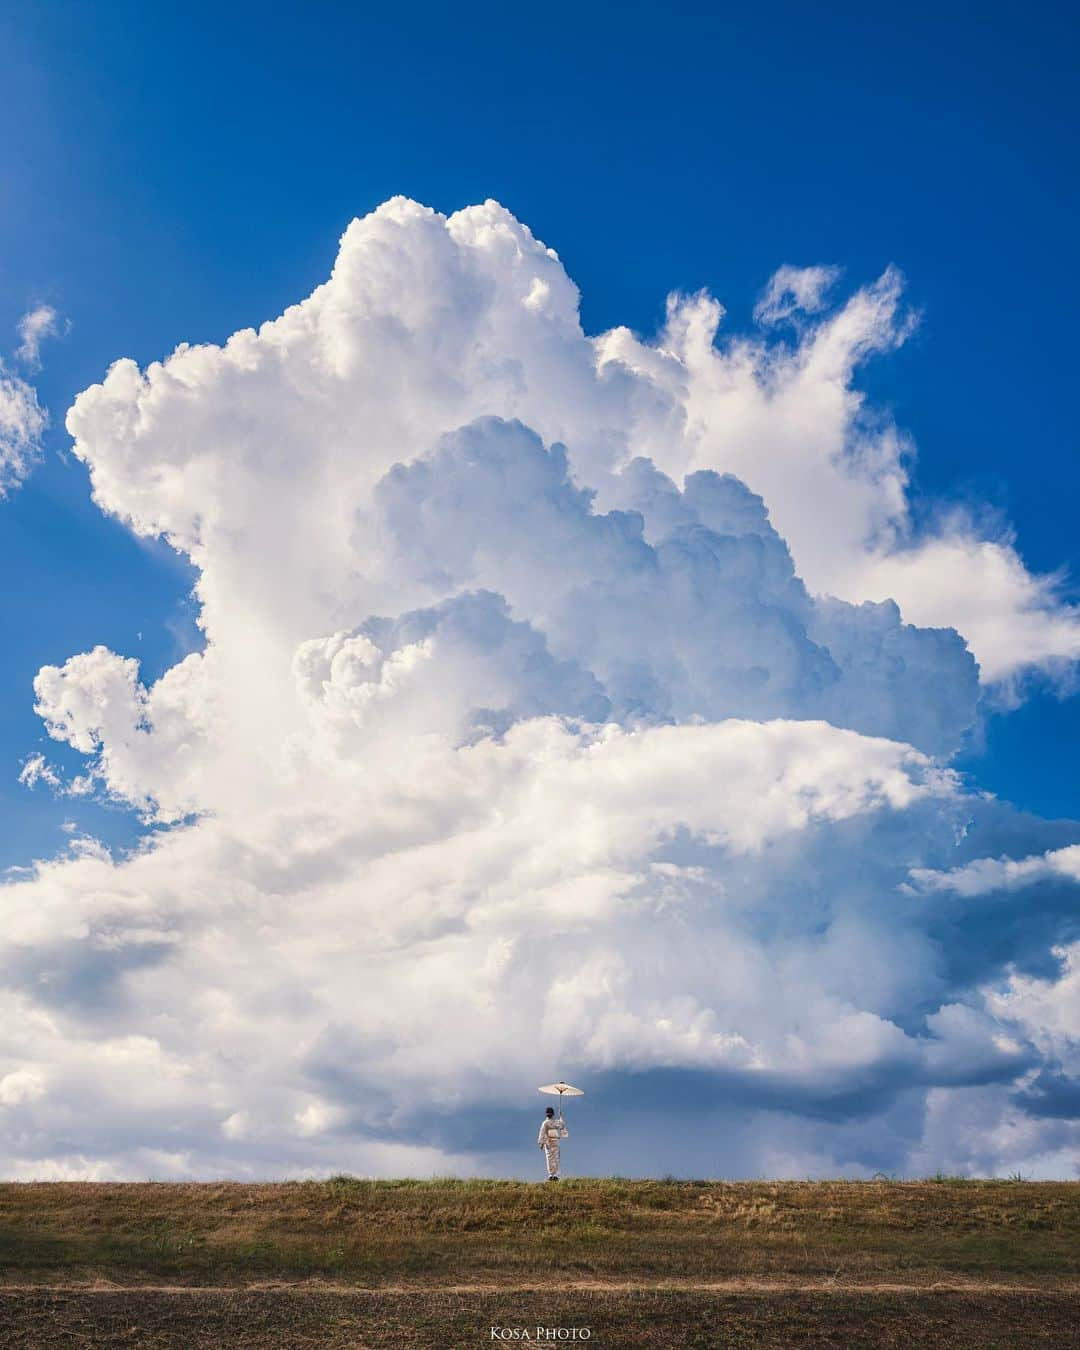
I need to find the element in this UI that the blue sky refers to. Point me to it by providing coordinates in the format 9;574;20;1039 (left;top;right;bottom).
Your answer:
3;0;1078;871
1;2;1079;1179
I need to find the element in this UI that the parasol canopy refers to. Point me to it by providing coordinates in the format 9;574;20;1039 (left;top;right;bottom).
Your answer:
538;1081;585;1098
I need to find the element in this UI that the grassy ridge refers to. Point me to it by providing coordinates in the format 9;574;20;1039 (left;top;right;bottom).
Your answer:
2;1178;1078;1287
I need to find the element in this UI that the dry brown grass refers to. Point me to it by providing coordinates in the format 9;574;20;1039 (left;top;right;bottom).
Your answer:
1;1178;1078;1289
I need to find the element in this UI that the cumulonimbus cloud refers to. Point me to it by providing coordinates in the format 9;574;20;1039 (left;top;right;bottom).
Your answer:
5;199;1079;1180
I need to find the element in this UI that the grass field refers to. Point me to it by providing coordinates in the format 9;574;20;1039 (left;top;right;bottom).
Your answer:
1;1177;1078;1345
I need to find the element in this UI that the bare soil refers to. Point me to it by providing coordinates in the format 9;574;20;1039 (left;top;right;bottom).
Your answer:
3;1286;1079;1347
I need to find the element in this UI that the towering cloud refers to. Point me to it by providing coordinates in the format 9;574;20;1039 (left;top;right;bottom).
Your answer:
5;199;1078;1180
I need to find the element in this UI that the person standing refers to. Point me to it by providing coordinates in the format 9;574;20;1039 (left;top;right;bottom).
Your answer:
537;1105;568;1181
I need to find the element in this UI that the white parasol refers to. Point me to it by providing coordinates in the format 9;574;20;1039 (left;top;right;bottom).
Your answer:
538;1081;584;1115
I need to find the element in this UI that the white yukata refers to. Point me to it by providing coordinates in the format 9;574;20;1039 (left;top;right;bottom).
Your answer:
538;1112;568;1178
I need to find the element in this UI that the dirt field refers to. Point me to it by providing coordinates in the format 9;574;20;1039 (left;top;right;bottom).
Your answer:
2;1179;1077;1346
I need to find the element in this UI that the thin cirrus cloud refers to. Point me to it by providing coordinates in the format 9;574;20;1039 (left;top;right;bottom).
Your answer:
0;365;46;499
16;304;62;371
0;305;64;498
4;198;1078;1181
753;263;843;324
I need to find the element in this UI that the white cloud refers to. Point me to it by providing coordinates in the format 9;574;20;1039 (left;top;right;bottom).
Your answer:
5;1156;117;1182
598;264;1077;685
63;197;1080;684
0;1069;46;1106
16;305;62;371
908;844;1080;897
221;1110;251;1140
0;713;986;1177
849;534;1080;686
754;264;842;324
986;942;1080;1073
32;645;215;822
294;1100;346;1136
4;198;1079;1179
907;1081;1079;1179
18;753;63;792
0;360;47;497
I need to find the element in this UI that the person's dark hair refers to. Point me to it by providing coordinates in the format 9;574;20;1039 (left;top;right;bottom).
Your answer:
545;1106;555;1117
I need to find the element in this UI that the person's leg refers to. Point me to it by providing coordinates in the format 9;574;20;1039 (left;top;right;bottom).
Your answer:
548;1144;560;1180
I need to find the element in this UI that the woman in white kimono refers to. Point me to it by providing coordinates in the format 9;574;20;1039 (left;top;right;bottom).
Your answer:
537;1106;568;1180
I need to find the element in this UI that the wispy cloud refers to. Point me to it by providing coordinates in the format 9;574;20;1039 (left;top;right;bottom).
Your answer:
753;263;842;324
16;304;63;371
0;360;47;498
